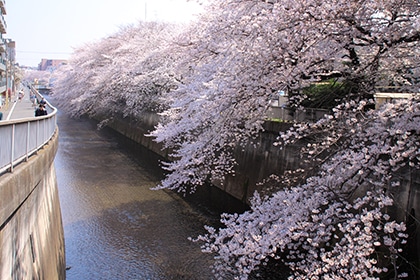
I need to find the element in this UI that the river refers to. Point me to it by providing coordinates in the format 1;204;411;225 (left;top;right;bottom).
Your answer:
54;109;226;279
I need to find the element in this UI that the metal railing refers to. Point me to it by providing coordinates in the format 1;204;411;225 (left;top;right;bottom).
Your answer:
0;88;57;174
266;106;330;123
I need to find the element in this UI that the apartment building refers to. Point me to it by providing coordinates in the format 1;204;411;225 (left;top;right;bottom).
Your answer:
0;0;17;107
38;58;67;71
0;0;6;98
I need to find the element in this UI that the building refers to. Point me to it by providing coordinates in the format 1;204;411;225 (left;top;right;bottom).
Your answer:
38;58;67;71
0;0;7;104
0;1;17;108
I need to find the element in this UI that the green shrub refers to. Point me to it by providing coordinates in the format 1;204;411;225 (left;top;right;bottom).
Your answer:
301;79;358;109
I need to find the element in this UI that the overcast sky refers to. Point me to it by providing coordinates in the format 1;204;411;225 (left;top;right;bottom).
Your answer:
5;0;204;67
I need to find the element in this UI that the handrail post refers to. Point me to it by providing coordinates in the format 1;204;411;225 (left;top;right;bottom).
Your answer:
10;124;15;172
36;120;39;154
26;122;30;161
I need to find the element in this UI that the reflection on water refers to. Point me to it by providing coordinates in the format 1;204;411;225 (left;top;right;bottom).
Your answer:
54;111;218;279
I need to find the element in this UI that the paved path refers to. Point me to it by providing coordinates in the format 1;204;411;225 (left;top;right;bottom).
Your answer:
0;86;38;121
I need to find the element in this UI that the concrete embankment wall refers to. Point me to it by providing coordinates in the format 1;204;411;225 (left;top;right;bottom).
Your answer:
0;131;65;280
106;113;420;204
105;114;299;204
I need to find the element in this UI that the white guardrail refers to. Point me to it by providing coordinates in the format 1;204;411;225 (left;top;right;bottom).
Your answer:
0;88;57;174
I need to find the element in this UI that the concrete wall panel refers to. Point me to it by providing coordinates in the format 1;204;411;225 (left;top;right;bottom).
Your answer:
0;131;65;279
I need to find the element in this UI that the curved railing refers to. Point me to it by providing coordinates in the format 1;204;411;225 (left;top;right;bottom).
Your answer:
0;87;57;174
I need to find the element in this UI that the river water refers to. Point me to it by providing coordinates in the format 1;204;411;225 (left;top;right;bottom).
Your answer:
52;101;288;279
54;109;225;279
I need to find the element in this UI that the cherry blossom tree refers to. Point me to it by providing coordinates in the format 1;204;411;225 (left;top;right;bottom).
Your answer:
194;97;419;279
151;0;420;192
150;0;419;278
53;21;185;126
23;69;51;86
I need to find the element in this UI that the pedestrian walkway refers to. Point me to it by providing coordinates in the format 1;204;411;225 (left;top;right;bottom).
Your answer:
0;86;37;121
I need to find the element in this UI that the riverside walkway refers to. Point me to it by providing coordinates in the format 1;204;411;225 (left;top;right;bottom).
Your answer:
0;84;57;174
0;86;38;121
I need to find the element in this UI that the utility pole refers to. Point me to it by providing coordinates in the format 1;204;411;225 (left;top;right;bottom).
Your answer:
144;1;147;21
5;40;15;108
4;53;7;109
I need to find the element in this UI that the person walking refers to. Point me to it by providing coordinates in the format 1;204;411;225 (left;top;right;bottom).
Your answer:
18;89;24;101
39;97;47;106
30;93;37;106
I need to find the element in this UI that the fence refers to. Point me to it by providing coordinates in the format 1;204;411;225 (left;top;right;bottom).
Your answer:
266;106;330;123
0;88;57;174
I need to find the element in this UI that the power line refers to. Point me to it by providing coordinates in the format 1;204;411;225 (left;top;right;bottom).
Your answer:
16;50;72;55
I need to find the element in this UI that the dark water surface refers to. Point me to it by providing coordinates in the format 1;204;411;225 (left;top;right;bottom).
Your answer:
54;110;220;280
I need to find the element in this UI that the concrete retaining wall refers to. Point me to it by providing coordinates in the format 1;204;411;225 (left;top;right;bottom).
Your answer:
105;114;300;203
0;131;65;280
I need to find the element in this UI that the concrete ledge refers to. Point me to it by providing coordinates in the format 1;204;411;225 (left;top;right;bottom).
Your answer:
0;129;59;227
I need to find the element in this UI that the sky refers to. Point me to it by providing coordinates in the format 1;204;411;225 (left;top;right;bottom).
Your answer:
5;0;204;67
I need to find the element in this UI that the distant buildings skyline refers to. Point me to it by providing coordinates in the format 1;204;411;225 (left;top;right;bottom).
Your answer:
38;58;67;71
